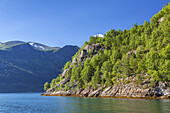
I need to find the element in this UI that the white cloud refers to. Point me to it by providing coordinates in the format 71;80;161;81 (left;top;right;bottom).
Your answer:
94;34;104;38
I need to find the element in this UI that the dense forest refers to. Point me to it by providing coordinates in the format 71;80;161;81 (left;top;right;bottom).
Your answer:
44;3;170;92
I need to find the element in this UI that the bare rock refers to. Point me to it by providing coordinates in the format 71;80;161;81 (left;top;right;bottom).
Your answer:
158;17;164;22
61;69;69;77
56;77;70;87
88;86;105;97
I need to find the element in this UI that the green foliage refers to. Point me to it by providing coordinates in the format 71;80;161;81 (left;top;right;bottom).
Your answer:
50;79;56;88
65;82;70;91
125;80;130;84
92;66;101;88
88;36;102;44
47;3;170;91
151;71;160;82
77;78;83;89
60;84;63;89
63;61;71;70
80;59;93;84
44;82;50;91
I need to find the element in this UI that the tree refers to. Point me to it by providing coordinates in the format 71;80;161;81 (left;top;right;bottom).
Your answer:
146;48;159;70
77;78;83;89
121;55;131;76
44;82;50;91
92;66;101;88
112;59;122;77
104;71;112;86
101;61;112;73
90;56;100;69
151;71;160;82
50;79;56;88
80;59;93;84
63;61;71;70
65;82;70;91
81;65;92;84
129;53;138;73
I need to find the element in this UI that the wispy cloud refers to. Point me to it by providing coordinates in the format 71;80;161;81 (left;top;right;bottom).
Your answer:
94;34;104;38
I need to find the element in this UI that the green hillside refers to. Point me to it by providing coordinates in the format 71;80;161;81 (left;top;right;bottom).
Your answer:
44;3;170;97
0;42;79;92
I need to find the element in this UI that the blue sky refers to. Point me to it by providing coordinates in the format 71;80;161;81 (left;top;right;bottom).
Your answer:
0;0;169;47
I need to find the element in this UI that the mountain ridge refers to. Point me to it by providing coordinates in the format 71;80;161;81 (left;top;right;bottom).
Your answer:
0;41;79;93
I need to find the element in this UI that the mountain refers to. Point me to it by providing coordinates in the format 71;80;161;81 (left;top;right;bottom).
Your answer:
28;42;60;51
0;41;25;49
0;41;60;51
0;41;79;93
43;3;170;99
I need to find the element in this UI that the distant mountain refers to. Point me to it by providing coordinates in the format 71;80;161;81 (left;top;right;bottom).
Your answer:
0;41;25;49
28;42;60;51
0;41;79;93
0;41;60;51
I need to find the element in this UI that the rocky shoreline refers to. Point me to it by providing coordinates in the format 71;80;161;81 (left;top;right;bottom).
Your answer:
42;43;170;100
41;93;170;100
41;94;170;99
42;78;170;99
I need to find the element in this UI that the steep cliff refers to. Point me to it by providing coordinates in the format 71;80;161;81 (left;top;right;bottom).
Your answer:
43;3;170;99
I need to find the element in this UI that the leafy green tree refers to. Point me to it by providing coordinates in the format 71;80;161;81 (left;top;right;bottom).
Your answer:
80;59;93;84
77;78;83;89
50;79;56;88
63;61;71;70
92;66;101;88
81;65;92;84
121;55;131;76
44;82;50;91
151;71;160;82
146;48;159;70
101;61;112;73
129;53;138;73
104;71;112;86
112;59;122;77
65;82;70;91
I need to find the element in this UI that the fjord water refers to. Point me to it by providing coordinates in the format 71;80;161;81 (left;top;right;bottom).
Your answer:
0;93;169;113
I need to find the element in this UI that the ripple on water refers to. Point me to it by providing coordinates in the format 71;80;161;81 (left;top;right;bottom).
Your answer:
0;93;169;113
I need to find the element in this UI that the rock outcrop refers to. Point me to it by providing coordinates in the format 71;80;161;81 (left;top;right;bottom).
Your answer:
42;44;170;99
42;74;170;99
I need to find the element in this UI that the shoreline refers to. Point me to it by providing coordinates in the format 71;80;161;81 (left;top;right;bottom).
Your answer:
41;93;170;100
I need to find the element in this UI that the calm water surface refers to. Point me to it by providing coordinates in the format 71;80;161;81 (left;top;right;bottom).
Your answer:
0;93;169;113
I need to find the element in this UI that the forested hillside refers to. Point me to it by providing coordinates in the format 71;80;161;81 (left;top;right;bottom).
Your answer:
44;3;170;99
0;41;79;92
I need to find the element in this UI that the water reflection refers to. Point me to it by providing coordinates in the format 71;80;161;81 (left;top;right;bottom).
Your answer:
63;97;170;113
0;93;169;113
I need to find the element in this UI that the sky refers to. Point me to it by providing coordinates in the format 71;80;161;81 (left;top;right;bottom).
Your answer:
0;0;169;47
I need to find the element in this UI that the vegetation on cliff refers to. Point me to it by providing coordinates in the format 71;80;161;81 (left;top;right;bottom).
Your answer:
44;3;170;97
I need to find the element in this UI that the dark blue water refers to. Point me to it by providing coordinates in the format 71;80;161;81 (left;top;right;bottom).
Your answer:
0;93;169;113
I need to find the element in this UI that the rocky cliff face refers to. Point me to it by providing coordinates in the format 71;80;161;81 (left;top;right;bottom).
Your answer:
43;4;170;99
43;44;170;99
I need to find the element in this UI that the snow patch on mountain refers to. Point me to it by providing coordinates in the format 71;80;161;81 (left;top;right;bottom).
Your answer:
29;42;34;46
29;42;45;50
